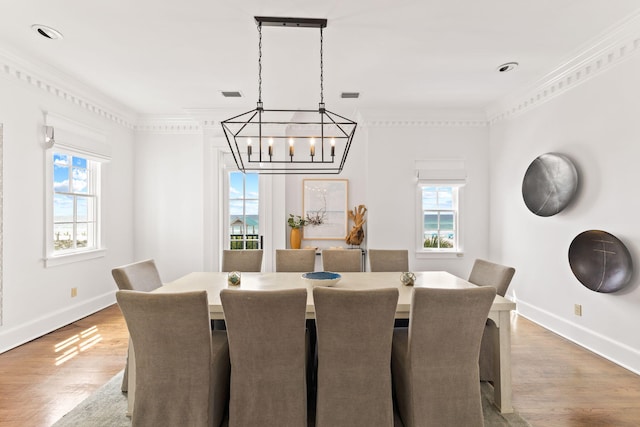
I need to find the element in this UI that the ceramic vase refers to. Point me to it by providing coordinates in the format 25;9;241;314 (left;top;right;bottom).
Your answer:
290;228;302;249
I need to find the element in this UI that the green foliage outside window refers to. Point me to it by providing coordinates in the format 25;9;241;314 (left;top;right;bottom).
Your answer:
423;235;454;249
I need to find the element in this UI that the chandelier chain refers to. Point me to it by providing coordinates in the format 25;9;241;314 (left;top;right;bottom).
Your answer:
258;22;262;103
320;26;324;104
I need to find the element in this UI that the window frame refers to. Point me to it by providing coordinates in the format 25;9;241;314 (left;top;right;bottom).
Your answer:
44;113;109;267
416;182;465;258
225;170;261;250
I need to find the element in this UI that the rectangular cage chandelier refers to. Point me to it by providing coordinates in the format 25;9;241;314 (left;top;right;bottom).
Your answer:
221;16;357;174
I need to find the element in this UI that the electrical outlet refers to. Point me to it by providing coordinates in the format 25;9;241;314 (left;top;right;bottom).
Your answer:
574;304;582;316
71;287;78;298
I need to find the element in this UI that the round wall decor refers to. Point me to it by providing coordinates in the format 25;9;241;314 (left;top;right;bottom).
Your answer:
568;230;633;293
522;153;578;217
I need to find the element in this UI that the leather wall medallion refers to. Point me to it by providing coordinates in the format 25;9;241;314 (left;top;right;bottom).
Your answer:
522;153;578;217
568;230;633;293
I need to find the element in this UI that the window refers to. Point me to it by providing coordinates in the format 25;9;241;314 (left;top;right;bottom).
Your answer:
415;159;466;255
420;185;458;250
44;112;110;267
53;152;99;252
228;171;260;249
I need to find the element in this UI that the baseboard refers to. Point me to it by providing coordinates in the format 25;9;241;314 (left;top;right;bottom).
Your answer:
0;291;116;354
516;299;640;375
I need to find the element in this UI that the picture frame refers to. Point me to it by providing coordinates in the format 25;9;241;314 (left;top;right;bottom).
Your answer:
302;179;348;240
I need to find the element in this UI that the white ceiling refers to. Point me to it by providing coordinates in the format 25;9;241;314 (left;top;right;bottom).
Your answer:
1;0;639;117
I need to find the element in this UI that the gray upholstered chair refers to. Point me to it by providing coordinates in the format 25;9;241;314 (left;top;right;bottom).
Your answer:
116;290;230;427
468;259;516;382
275;248;316;272
112;259;163;292
220;288;308;427
313;287;399;427
369;249;409;272
221;249;263;272
392;286;496;427
321;249;361;272
111;259;163;392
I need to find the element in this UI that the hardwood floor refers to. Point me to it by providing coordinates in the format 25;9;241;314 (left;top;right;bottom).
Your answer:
0;305;128;427
0;305;639;426
510;314;640;426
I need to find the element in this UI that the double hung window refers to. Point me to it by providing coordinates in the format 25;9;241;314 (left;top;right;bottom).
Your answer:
416;159;466;255
53;152;99;252
44;113;109;266
420;185;458;250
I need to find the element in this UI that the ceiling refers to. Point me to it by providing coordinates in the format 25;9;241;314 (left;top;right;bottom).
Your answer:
1;0;639;118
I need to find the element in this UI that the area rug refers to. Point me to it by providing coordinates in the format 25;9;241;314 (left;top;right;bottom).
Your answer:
53;371;530;426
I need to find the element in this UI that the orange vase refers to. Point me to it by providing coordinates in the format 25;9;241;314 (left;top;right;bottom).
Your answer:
290;228;302;249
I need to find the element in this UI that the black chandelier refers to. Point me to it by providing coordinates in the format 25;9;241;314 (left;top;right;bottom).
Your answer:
221;16;357;174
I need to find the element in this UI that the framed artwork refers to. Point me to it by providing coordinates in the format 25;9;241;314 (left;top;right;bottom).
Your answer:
303;179;348;240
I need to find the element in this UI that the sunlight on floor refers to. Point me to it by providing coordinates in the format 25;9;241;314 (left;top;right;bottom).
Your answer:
54;325;102;365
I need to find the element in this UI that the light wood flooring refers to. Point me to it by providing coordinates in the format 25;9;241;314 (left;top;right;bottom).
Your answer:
0;305;639;427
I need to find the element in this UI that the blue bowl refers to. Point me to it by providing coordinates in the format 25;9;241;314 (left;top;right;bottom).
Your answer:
302;271;342;287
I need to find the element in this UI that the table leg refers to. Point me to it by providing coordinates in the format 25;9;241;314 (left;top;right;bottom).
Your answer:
492;310;513;413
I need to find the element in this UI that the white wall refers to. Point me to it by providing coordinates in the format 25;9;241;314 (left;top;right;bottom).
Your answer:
133;131;205;281
366;121;490;277
0;68;135;353
489;53;640;373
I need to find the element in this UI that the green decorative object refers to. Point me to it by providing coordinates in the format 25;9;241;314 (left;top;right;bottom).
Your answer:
400;272;416;286
227;271;241;286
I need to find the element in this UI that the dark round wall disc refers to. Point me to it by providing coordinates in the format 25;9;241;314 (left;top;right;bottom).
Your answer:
568;230;633;293
522;153;578;217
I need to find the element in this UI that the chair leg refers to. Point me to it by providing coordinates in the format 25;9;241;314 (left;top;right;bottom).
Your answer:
121;347;129;392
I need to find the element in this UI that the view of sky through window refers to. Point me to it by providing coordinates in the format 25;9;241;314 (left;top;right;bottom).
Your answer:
229;172;260;249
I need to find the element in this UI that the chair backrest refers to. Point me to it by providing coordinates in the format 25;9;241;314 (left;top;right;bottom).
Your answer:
313;287;399;427
220;288;308;427
275;249;316;272
321;249;361;272
221;249;263;272
369;249;409;272
111;259;163;292
468;258;515;296
116;290;224;427
401;286;496;427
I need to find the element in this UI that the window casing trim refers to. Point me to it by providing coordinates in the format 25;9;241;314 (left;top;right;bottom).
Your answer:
44;113;109;267
415;182;465;256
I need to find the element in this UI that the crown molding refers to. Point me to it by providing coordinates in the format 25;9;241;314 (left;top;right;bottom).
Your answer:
135;116;203;134
360;108;488;127
0;47;137;129
364;119;488;128
487;10;640;124
135;110;232;134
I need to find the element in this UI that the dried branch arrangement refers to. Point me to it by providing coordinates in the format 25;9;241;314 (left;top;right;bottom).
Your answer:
345;204;367;246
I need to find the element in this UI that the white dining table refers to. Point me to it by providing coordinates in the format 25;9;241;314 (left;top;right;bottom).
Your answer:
126;271;516;415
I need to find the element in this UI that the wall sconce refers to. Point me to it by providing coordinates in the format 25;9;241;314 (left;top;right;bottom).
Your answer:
44;125;55;148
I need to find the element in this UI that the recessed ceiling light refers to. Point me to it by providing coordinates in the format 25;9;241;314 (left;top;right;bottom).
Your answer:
222;91;243;98
341;92;360;99
497;62;518;73
31;24;63;40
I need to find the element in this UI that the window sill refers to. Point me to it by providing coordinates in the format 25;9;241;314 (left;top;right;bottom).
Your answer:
45;248;107;268
415;250;464;259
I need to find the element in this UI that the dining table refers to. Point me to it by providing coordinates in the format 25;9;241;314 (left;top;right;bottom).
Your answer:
126;271;517;415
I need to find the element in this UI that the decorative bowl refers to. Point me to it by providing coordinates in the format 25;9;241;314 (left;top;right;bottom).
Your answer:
302;271;341;287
